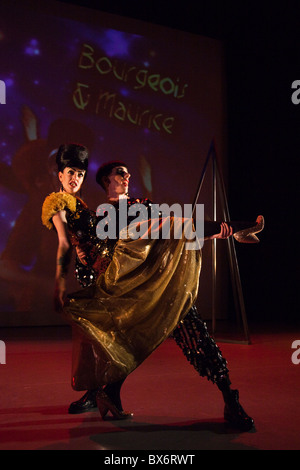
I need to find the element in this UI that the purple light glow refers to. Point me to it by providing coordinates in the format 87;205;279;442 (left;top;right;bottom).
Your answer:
24;38;40;56
98;29;138;58
88;161;99;172
120;87;130;97
4;77;14;87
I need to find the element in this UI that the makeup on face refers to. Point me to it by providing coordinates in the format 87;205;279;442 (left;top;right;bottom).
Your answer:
59;167;86;194
107;166;131;199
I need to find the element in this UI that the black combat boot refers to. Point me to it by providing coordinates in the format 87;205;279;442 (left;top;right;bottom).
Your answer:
223;389;255;431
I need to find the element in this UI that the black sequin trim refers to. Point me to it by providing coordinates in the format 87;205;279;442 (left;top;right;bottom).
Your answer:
172;305;230;384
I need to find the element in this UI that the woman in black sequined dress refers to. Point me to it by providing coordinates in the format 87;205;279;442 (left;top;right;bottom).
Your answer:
42;145;201;421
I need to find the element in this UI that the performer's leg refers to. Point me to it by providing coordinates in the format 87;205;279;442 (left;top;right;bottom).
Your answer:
104;379;126;411
69;379;132;418
172;306;254;431
96;379;133;420
68;388;98;414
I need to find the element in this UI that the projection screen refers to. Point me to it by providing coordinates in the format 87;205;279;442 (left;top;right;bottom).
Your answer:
0;0;228;326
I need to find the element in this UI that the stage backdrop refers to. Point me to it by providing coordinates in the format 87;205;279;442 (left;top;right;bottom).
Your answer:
0;0;228;326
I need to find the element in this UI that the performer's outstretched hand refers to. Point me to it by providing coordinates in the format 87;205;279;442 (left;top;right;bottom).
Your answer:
210;222;233;239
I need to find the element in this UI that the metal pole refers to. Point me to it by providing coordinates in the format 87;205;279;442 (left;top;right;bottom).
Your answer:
191;140;250;343
215;155;251;344
192;140;214;217
211;152;217;335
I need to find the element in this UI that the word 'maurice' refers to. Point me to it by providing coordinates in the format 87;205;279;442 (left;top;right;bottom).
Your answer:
96;200;204;250
73;83;175;135
0;80;6;104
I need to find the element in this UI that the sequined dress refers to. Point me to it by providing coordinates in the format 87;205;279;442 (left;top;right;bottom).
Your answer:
42;192;201;390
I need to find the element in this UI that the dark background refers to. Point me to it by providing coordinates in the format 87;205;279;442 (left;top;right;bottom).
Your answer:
57;0;299;326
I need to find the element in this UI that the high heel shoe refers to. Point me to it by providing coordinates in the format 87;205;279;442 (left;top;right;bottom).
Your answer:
96;390;133;420
233;215;264;244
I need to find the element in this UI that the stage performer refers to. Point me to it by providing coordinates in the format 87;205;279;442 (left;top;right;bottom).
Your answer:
42;146;263;430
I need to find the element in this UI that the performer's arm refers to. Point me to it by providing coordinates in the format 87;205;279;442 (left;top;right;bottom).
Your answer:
52;211;72;311
207;222;233;240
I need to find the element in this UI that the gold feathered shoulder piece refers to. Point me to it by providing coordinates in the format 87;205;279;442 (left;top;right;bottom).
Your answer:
41;192;77;230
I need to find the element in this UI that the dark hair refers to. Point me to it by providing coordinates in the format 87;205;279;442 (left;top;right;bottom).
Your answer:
55;143;89;174
96;160;128;190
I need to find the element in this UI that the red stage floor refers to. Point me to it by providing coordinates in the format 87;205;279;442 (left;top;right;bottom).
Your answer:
0;324;299;450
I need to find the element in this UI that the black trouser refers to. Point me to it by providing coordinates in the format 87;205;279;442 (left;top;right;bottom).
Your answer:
172;305;230;386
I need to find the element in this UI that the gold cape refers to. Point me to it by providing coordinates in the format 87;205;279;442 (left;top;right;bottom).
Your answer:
63;216;201;391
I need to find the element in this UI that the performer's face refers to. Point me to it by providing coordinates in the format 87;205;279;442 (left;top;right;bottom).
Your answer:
107;166;130;197
58;167;86;194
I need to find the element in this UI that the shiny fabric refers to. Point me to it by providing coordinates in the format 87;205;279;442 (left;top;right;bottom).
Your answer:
42;193;202;391
64;216;201;390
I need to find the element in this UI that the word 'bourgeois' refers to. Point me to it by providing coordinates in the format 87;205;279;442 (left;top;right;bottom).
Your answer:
78;43;188;100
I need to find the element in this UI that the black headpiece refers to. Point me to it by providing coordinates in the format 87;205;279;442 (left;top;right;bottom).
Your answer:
55;143;89;174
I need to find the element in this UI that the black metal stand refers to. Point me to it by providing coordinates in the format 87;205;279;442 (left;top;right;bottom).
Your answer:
192;140;251;344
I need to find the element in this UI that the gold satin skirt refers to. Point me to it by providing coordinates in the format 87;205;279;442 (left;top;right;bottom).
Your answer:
63;217;202;391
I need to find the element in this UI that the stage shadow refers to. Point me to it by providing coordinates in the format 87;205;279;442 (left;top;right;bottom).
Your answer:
39;411;257;450
87;418;257;450
0;405;257;450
